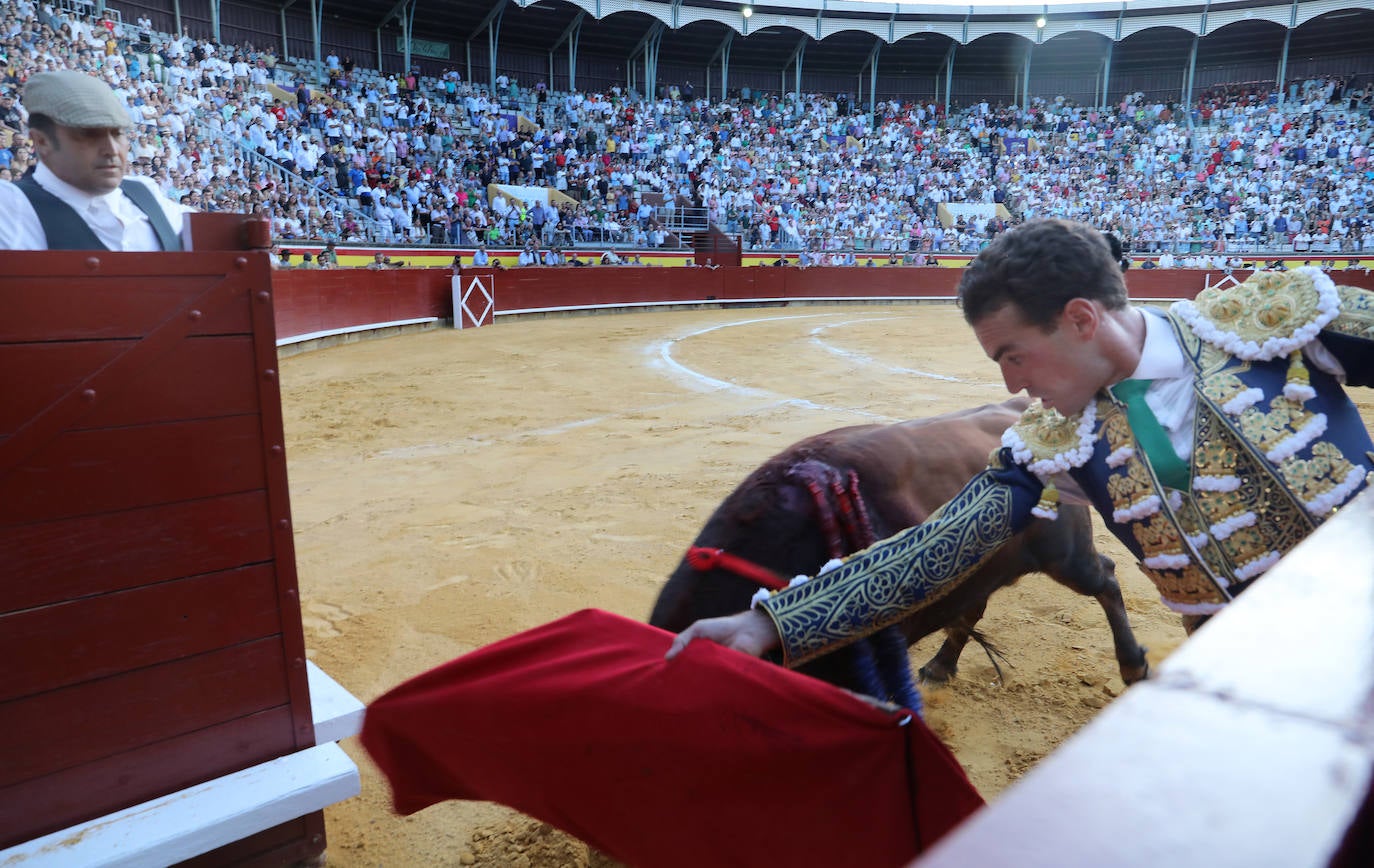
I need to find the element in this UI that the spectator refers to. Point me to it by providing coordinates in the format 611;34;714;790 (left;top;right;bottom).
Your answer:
0;71;190;251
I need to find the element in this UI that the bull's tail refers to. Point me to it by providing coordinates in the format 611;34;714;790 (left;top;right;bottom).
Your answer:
968;628;1012;685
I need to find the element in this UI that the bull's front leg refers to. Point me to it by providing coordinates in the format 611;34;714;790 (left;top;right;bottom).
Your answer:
918;601;987;685
1092;555;1150;685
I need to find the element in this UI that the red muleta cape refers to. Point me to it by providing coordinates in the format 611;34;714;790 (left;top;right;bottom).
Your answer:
361;608;982;868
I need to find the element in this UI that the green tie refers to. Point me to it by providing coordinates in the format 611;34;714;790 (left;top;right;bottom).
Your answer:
1110;379;1191;492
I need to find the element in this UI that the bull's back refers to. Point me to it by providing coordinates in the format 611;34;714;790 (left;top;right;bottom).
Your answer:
833;399;1026;529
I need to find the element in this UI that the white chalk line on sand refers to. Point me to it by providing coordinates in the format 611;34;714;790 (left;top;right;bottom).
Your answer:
808;319;962;382
648;312;906;420
378;312;964;460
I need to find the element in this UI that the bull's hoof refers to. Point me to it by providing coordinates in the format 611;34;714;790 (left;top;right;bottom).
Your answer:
918;661;956;686
1121;646;1150;685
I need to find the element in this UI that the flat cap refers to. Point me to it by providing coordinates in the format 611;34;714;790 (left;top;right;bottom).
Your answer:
23;70;132;129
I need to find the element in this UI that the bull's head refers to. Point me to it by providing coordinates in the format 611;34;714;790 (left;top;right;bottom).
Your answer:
648;471;831;633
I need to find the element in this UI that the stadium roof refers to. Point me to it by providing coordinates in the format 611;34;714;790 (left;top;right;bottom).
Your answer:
253;0;1374;80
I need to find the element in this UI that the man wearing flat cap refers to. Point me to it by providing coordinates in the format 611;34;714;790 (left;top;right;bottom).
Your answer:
0;70;189;251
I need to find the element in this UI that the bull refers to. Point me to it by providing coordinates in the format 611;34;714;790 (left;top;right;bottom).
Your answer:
649;398;1149;703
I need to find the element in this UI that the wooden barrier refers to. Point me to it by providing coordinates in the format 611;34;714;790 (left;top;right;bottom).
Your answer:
268;266;1374;343
0;215;362;866
272;266;450;338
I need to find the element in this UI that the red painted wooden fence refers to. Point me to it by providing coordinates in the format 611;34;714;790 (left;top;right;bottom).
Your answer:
0;217;324;865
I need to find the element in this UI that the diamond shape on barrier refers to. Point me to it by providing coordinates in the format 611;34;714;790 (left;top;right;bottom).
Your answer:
462;276;494;327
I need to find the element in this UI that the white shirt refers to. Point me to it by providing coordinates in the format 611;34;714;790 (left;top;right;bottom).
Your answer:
1124;309;1195;462
0;163;190;251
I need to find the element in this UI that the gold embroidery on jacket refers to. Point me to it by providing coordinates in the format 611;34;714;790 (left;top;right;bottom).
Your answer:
1139;564;1229;607
1132;512;1185;559
1237;396;1309;458
1190;403;1314;576
1280;441;1360;512
1107;457;1157;513
1325;285;1374;339
1190;270;1328;347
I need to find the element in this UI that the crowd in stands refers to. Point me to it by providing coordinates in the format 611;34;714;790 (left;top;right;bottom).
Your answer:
2;0;1373;262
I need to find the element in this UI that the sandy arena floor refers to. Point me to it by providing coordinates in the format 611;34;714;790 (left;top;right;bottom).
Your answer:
280;302;1373;866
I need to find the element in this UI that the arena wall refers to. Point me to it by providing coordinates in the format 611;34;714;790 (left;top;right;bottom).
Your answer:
270;266;1374;343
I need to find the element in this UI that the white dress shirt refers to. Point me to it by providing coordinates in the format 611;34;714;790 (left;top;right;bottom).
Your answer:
1124;308;1196;462
0;163;190;251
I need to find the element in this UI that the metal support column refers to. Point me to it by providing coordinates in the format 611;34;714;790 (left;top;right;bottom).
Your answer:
1183;2;1209;128
1276;0;1298;106
488;19;501;89
1184;35;1199;122
465;0;508;91
785;36;806;99
1104;3;1124;110
568;18;581;91
309;0;323;80
628;20;664;100
1102;41;1114;109
943;43;956;113
378;0;416;77
403;0;417;76
709;30;733;100
1022;43;1032;108
861;40;881;112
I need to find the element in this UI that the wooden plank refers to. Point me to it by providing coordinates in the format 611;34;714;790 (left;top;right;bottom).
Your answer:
0;707;298;851
1;746;351;864
0;336;260;437
248;282;318;760
0;273;261;480
0;639;291;789
0;416;268;526
0;491;273;613
0;565;282;703
0;275;252;343
172;811;326;868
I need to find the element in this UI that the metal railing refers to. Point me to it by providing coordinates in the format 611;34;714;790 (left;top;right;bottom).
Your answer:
210;131;394;243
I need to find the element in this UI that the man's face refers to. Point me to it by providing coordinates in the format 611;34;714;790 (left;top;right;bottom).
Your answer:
32;124;129;194
972;301;1112;416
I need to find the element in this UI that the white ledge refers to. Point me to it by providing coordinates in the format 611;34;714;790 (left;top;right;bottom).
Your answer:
276;317;439;346
0;743;360;868
1;664;365;867
308;659;365;745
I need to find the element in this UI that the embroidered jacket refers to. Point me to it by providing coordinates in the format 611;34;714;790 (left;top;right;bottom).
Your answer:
759;269;1374;667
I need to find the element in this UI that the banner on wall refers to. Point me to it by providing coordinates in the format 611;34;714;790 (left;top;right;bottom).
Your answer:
497;111;539;135
396;37;450;59
485;184;578;212
938;202;1014;229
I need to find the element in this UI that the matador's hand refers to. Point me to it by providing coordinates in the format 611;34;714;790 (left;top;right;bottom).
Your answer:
665;608;780;660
